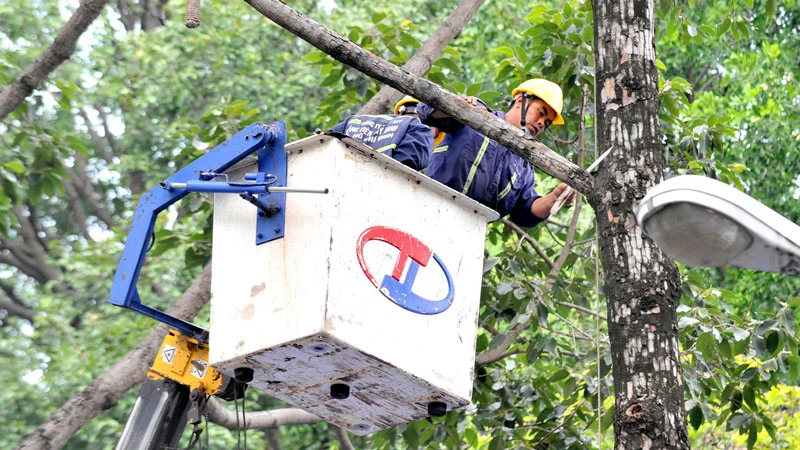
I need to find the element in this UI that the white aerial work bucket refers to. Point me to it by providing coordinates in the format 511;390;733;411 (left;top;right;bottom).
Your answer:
209;134;498;435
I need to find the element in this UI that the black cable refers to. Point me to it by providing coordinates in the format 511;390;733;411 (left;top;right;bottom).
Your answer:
519;94;530;132
203;394;210;450
242;388;248;450
235;384;241;450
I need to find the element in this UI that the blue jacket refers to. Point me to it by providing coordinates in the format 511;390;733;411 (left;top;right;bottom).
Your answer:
418;103;544;227
329;114;432;171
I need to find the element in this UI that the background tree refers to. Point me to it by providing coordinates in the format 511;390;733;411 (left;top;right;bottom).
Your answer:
591;0;688;447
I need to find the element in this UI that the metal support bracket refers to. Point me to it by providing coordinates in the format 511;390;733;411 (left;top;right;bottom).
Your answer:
108;122;288;342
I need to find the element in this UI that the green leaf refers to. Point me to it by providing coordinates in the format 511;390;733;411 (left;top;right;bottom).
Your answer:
581;26;594;44
747;420;758;449
731;390;743;413
689;405;704;430
494;46;514;57
526;335;547;364
697;332;716;360
718;17;732;37
728;412;748;429
549;369;569;382
782;308;796;337
741;367;758;382
755;319;778;336
488;435;505;450
319;70;342;87
718;338;732;359
730;326;750;341
537;303;549;327
466;82;482;96
483;257;500;273
371;12;387;24
743;384;757;411
402;421;419;447
766;0;777;18
513;45;528;64
764;330;781;356
496;282;513;295
3;160;25;174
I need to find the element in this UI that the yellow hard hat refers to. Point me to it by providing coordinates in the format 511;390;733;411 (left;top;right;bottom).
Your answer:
394;95;419;115
511;79;564;125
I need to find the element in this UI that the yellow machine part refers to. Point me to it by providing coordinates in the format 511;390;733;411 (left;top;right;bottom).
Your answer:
148;329;225;395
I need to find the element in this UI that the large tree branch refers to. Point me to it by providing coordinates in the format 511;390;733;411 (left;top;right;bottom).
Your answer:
0;298;35;322
0;0;111;123
206;398;322;430
14;264;213;450
65;161;118;228
61;177;93;241
243;0;592;194
356;0;487;115
78;108;115;163
0;242;59;284
93;103;121;156
334;427;356;450
11;205;47;256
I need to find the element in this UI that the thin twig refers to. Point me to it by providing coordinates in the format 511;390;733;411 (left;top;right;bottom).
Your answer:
554;300;606;320
502;218;554;269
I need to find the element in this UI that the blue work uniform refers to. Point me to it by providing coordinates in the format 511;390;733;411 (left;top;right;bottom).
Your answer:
417;102;544;228
329;114;432;171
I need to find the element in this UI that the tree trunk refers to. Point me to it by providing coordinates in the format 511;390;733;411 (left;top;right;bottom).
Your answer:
356;0;487;115
243;0;593;194
0;0;110;123
590;0;689;448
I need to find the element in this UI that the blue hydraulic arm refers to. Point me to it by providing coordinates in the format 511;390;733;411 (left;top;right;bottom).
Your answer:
108;121;325;343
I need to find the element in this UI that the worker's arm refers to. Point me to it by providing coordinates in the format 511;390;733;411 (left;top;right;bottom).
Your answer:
417;96;496;134
530;183;574;218
503;163;545;228
391;118;433;171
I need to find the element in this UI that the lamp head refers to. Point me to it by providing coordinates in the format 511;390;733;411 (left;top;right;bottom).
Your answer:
636;175;800;274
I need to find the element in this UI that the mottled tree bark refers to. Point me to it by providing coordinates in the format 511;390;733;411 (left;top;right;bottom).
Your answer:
590;0;689;448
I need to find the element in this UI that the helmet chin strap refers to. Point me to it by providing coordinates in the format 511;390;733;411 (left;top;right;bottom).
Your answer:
519;94;531;135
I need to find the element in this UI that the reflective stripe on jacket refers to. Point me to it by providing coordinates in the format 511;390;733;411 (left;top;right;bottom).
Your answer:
329;114;432;171
417;103;543;227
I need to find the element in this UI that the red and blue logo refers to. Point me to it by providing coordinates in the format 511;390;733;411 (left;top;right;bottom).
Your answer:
356;226;454;315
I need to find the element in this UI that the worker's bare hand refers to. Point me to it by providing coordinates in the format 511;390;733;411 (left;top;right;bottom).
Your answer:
552;183;577;207
461;95;487;110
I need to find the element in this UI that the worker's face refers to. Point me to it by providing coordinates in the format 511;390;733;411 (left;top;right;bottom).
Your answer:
521;98;557;137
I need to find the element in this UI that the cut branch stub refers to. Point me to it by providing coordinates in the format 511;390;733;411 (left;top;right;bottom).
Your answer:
185;0;201;28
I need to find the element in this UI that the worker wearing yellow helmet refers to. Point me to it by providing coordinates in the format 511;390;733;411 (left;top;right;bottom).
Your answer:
393;95;447;149
416;78;573;227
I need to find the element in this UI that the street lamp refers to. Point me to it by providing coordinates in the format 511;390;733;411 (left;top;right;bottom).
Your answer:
636;175;800;274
